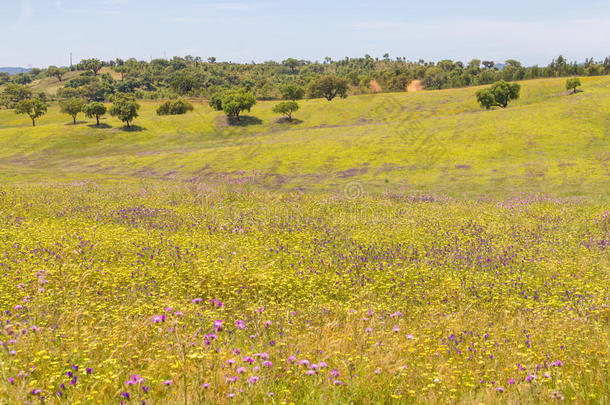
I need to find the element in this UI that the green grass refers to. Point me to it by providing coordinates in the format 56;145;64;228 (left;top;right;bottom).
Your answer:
0;76;608;200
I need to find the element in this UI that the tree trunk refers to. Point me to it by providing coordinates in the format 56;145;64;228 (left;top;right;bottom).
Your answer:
31;117;35;127
96;116;100;126
73;116;76;124
126;120;130;128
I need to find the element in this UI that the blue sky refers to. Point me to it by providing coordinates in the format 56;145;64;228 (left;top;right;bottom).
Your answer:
2;0;609;67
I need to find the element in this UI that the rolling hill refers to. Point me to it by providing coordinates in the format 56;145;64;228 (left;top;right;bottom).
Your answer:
0;75;608;200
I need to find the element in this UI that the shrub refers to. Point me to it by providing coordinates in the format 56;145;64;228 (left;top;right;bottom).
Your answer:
156;99;194;116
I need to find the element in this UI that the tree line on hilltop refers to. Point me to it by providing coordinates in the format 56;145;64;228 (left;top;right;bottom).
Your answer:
0;54;608;105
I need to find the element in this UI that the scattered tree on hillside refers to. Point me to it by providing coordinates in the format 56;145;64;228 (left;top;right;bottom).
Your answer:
82;59;103;75
208;93;223;111
272;101;299;121
566;78;582;94
476;80;521;109
13;73;32;85
280;83;305;101
47;66;67;82
115;65;129;81
282;58;301;74
0;83;32;108
210;89;256;121
83;102;107;126
156;99;194;115
60;97;85;124
14;99;47;126
307;76;348;101
110;93;140;127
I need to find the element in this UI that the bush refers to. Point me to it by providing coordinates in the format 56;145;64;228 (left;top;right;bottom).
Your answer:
156;99;194;116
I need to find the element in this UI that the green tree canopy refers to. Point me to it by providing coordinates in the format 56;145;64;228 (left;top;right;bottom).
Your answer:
15;99;47;126
212;89;256;120
110;93;140;127
83;102;107;126
476;80;521;109
566;78;582;94
272;101;299;121
308;76;349;101
81;59;103;75
280;83;305;101
0;83;32;108
47;66;67;82
60;97;85;124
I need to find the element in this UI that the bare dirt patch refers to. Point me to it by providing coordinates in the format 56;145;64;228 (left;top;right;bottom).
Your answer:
407;80;424;92
369;80;382;93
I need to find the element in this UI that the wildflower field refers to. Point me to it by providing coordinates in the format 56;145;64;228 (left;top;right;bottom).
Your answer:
0;76;609;404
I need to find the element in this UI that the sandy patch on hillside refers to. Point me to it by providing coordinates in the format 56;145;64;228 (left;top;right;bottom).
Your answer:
407;80;424;92
100;67;123;81
369;80;382;93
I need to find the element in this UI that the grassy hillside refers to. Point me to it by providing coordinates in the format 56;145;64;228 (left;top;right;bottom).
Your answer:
0;76;608;200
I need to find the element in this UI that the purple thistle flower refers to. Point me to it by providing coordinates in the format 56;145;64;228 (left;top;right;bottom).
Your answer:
247;376;259;384
263;361;273;367
508;378;516;385
236;367;246;374
152;315;165;323
496;387;505;393
235;320;246;330
213;320;223;332
121;392;130;399
162;380;173;386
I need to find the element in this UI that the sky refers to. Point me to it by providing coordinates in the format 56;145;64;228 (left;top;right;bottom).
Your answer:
1;0;609;68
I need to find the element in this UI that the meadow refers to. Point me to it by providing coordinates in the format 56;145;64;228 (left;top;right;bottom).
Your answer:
0;76;608;404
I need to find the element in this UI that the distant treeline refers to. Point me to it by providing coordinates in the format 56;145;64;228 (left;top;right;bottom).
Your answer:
1;54;609;103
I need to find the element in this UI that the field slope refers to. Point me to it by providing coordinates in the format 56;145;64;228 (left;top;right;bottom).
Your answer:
0;76;608;199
